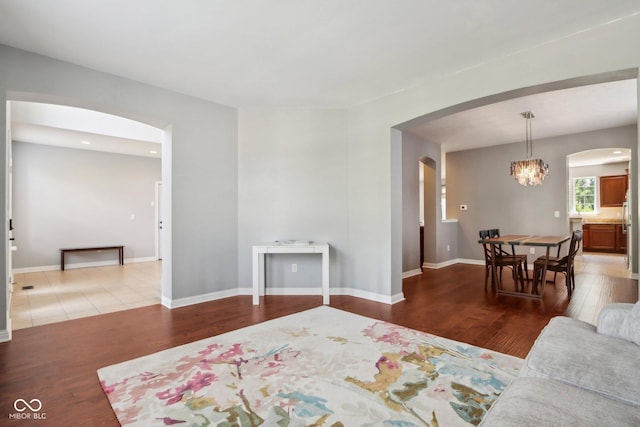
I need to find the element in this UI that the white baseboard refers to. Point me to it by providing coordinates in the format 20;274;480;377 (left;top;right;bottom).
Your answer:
423;258;483;269
402;269;422;279
162;287;241;309
330;287;405;304
163;286;405;309
0;319;12;343
13;257;158;274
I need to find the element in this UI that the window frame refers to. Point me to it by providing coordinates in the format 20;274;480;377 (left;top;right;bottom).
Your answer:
570;176;597;215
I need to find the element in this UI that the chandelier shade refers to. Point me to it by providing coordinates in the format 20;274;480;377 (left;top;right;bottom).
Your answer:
510;158;549;186
510;111;548;186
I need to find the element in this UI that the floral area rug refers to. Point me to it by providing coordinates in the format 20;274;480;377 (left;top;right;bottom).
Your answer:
98;306;522;426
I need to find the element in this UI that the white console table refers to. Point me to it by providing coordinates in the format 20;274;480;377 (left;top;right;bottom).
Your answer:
252;242;330;305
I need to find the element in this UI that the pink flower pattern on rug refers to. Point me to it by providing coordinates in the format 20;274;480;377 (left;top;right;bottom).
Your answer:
98;307;522;426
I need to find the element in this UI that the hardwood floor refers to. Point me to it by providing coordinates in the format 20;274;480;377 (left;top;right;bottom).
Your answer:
0;258;636;426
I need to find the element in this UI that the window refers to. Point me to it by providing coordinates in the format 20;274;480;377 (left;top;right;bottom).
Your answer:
572;177;596;213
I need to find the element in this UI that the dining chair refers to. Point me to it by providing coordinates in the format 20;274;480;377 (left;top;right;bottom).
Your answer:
489;228;529;281
479;229;527;291
533;230;583;298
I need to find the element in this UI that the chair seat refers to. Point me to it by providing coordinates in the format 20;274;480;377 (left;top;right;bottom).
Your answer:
479;228;528;291
534;256;567;270
532;230;582;298
498;254;527;263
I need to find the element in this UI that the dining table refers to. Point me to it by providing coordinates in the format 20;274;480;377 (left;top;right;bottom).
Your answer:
478;234;571;298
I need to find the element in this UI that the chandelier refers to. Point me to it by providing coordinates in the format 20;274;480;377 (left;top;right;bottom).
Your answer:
510;111;548;186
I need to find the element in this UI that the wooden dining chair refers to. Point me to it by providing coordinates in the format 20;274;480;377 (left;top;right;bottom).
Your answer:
533;230;583;298
489;228;529;281
479;229;526;291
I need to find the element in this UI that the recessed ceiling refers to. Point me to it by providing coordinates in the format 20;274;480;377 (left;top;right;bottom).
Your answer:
11;102;162;158
568;148;631;167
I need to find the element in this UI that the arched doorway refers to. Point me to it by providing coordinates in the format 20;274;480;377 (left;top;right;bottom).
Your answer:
5;97;171;331
567;148;632;271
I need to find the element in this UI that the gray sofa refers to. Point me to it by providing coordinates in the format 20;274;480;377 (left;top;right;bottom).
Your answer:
480;302;640;426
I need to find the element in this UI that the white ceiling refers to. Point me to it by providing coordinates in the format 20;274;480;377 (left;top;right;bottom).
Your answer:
408;79;638;154
10;102;162;158
1;1;639;160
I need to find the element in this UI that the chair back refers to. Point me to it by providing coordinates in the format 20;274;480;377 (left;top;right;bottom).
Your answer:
565;230;583;272
478;229;493;264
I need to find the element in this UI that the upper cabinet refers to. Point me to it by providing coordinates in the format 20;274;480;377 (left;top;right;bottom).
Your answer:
600;174;628;207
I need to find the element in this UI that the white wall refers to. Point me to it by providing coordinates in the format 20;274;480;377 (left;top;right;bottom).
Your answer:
238;108;348;293
12;142;161;270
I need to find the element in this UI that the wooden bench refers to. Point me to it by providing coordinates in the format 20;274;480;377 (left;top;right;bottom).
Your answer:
60;246;124;271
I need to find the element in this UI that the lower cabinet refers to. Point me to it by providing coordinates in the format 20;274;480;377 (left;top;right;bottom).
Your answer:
582;223;626;253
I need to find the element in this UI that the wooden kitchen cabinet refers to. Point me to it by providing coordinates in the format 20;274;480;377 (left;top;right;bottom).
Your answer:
600;174;628;207
618;224;628;251
582;223;626;253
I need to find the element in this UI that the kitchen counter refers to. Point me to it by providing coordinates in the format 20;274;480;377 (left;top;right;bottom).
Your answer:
580;218;624;224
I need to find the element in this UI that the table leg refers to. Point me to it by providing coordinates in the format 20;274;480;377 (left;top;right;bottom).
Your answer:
490;244;498;291
252;247;260;305
321;247;330;304
537;246;551;296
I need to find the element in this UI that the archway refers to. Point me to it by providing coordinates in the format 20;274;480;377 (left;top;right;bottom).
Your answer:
5;95;172;332
567;148;632;268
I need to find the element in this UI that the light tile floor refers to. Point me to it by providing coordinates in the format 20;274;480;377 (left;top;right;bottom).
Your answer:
10;261;161;330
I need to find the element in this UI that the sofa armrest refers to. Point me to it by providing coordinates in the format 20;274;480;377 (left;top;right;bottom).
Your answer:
597;303;634;339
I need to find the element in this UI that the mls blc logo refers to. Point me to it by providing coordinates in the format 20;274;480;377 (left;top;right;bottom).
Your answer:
9;398;46;420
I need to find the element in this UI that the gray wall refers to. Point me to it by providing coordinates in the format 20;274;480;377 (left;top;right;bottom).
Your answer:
447;125;637;263
12;142;161;269
238;108;348;291
400;131;449;273
0;44;238;334
351;13;640;301
2;9;640;336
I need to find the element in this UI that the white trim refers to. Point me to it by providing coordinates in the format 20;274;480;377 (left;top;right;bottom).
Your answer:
422;258;482;269
163;286;406;309
12;257;158;274
0;319;11;343
331;287;405;305
162;288;240;309
402;268;422;279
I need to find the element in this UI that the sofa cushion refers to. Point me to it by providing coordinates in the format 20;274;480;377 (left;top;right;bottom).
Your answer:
521;316;640;407
620;301;640;345
479;377;640;427
597;303;634;339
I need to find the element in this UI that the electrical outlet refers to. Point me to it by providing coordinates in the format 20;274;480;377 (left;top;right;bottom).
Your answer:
291;264;297;273
446;245;450;252
530;248;535;254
